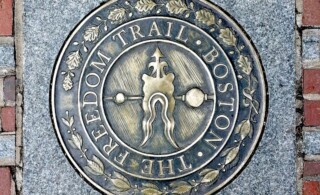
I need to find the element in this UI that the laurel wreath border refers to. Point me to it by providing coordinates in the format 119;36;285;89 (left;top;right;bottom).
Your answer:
59;0;260;194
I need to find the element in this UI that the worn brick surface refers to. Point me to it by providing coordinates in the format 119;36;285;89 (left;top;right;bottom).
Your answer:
0;0;13;36
3;76;15;102
1;107;15;132
0;167;11;195
303;181;320;195
304;100;320;126
303;0;320;26
304;69;320;94
304;161;320;177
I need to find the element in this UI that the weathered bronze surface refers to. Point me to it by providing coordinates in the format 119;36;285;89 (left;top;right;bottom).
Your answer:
50;0;267;194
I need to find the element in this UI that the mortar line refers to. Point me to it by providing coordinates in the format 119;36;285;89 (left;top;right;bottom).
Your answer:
14;0;24;194
0;37;14;45
295;0;304;193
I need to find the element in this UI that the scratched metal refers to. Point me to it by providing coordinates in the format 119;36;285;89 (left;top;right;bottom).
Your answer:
50;0;268;194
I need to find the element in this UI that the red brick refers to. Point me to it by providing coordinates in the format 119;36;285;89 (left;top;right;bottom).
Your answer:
304;69;320;94
0;0;13;36
303;0;320;26
304;162;320;177
304;100;320;126
0;167;11;195
4;76;15;102
1;107;15;132
304;181;320;195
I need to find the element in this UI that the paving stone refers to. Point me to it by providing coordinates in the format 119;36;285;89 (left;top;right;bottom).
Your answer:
303;30;320;68
304;100;320;126
0;135;15;164
3;76;15;102
0;0;13;36
303;0;320;26
304;131;320;155
0;44;15;67
304;69;320;94
1;107;15;132
0;167;12;195
303;181;320;195
304;161;320;177
22;0;296;194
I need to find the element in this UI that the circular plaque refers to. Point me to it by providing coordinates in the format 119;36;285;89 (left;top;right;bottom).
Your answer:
50;0;268;194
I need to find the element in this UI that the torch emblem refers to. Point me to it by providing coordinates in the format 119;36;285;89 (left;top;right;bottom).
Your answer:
141;48;177;148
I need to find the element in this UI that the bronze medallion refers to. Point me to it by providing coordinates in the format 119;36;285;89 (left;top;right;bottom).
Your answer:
50;0;267;194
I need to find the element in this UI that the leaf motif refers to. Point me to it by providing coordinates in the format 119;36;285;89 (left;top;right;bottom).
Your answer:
71;132;82;149
141;188;163;195
166;0;188;14
221;147;234;157
66;51;81;70
113;172;130;186
195;9;215;26
84;166;101;176
69;116;74;126
219;28;237;46
87;156;104;175
170;181;189;188
237;55;252;75
63;73;73;91
68;139;77;149
92;155;104;171
201;170;220;183
225;146;240;165
62;117;70;127
135;0;156;12
239;120;252;141
199;169;213;176
83;26;99;42
110;178;131;192
108;8;126;22
172;184;193;194
142;183;159;190
251;74;258;90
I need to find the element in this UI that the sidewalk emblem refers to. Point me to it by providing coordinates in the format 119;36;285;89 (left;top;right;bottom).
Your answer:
51;0;268;194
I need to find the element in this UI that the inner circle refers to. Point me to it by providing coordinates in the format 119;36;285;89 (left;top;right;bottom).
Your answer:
102;40;216;156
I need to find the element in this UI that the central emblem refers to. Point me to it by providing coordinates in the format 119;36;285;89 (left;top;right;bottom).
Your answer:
51;0;267;194
141;48;177;148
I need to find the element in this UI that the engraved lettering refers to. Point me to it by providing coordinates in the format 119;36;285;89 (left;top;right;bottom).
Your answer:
215;115;230;130
85;73;101;88
219;98;235;112
129;25;145;41
112;29;128;47
91;125;108;141
82;91;98;107
148;21;162;37
114;151;130;166
85;110;101;124
103;137;119;156
203;47;219;63
213;64;229;79
176;25;188;43
158;159;175;176
177;155;192;173
205;129;223;149
218;83;234;93
141;159;154;175
165;22;173;37
90;50;111;73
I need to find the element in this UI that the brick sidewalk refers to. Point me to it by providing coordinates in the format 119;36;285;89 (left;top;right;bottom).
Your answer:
0;0;23;194
298;0;320;194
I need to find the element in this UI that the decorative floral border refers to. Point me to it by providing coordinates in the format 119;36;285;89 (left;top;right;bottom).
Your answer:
59;0;261;194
